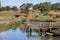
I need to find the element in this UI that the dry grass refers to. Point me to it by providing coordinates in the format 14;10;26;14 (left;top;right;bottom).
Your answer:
49;11;60;14
0;11;20;16
0;19;14;25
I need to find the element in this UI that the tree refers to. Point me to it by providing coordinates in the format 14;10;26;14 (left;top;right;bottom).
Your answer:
40;2;51;12
4;6;11;11
0;7;5;11
0;8;2;11
33;2;51;12
33;4;40;10
11;6;18;11
20;3;33;14
0;6;11;11
51;3;60;10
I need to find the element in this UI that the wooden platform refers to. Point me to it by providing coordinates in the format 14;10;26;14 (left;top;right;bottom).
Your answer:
25;22;60;28
28;35;45;38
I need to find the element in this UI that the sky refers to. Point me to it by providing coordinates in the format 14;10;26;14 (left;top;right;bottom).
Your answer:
0;0;60;8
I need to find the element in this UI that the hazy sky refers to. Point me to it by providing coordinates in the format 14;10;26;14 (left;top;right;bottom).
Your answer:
0;0;60;8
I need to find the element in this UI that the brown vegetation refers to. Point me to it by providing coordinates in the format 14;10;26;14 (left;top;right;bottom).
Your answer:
48;11;60;18
0;11;27;16
0;19;14;25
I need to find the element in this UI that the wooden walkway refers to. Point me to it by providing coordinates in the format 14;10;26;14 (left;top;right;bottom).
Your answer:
26;22;60;38
26;22;60;28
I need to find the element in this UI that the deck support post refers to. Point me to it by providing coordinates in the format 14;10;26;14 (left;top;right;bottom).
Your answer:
42;29;46;36
28;28;32;36
39;29;42;36
50;27;52;32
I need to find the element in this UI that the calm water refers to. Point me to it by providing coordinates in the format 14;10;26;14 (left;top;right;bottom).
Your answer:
0;28;41;40
0;23;60;40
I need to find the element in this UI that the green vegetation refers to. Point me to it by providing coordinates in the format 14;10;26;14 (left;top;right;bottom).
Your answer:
0;2;60;39
0;2;60;14
0;6;18;11
0;22;20;32
20;2;60;14
35;14;56;22
33;2;51;12
0;6;11;11
51;3;60;10
20;3;33;14
0;16;25;21
0;16;25;32
11;6;18;11
0;2;60;22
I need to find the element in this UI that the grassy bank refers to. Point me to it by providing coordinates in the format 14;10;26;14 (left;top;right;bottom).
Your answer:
0;15;25;25
32;14;56;22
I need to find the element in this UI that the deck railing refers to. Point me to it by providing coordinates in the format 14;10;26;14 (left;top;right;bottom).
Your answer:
26;22;60;28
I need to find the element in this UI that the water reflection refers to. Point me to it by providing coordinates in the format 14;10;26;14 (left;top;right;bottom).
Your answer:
0;23;59;40
0;31;8;40
19;23;60;40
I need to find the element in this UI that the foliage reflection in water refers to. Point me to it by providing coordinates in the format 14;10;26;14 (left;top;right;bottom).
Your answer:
0;23;60;40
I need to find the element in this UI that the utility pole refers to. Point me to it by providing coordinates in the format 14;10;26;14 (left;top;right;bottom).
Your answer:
0;1;1;8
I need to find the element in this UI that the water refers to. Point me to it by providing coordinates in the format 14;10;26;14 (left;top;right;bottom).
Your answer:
0;24;60;40
0;28;41;40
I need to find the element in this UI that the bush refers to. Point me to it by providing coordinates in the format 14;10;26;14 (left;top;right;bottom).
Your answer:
0;7;5;11
11;6;18;11
4;6;11;11
0;6;11;11
20;8;29;14
36;14;56;22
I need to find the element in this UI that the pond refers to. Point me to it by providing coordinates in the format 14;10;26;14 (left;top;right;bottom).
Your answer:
0;23;60;40
0;28;41;40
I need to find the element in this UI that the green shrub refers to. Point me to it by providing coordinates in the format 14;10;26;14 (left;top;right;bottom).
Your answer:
35;14;56;22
